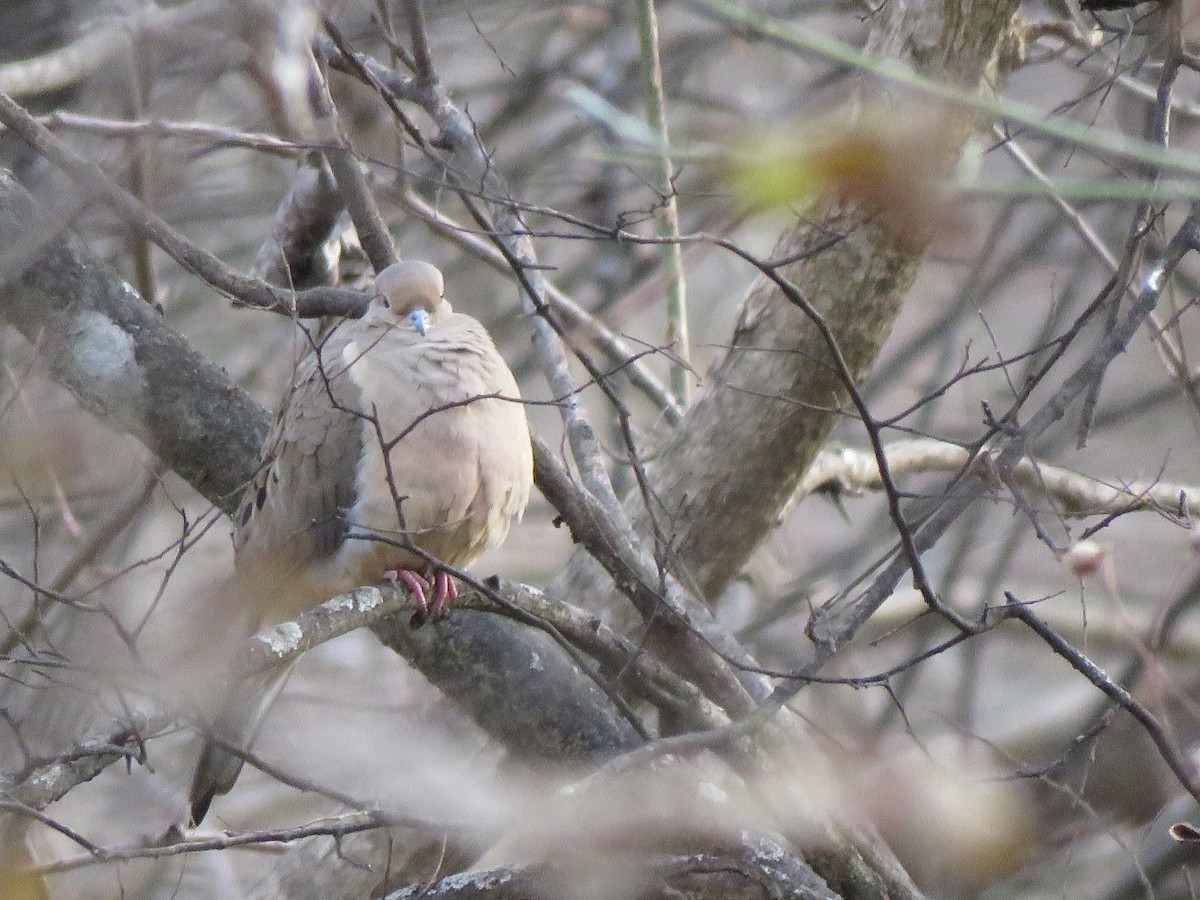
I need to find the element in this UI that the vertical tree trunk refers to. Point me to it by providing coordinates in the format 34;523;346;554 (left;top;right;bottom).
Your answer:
552;0;1021;608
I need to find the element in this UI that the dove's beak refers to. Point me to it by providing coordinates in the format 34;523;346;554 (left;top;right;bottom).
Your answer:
409;308;429;336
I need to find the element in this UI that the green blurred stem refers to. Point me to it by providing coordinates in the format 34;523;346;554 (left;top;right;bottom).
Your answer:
636;0;691;406
689;0;1200;179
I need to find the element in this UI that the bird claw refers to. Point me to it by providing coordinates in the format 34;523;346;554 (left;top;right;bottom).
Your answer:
384;569;431;622
430;570;458;619
384;567;457;628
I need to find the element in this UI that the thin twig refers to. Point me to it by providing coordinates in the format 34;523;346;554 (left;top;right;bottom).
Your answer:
38;110;304;155
634;0;691;406
792;203;1200;718
0;91;366;317
1076;13;1183;445
391;186;683;423
312;27;398;273
401;0;434;80
1004;594;1200;806
315;34;633;539
33;813;398;873
0;466;162;657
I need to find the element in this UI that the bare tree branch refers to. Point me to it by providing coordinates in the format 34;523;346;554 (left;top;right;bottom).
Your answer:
0;91;367;317
0;172;266;510
799;438;1200;520
548;0;1023;615
381;835;840;900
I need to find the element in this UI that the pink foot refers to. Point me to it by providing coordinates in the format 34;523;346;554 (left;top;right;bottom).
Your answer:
428;570;459;620
384;569;432;623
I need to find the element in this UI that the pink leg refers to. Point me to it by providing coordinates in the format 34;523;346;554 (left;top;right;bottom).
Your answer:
384;568;432;623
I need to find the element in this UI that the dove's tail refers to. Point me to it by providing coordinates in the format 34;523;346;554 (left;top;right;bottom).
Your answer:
189;661;293;825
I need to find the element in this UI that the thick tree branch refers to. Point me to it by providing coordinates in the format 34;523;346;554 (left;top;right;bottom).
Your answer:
549;0;1021;610
252;153;345;290
382;835;839;900
0;174;644;785
0;172;266;509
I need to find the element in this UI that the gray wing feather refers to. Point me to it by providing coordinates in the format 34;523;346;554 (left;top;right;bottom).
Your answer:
233;336;365;574
191;336;366;825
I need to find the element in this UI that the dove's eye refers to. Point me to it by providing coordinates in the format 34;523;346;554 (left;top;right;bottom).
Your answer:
378;292;391;310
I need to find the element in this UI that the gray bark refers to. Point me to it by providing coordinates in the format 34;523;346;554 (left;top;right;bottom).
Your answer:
0;3;1023;897
552;0;1022;613
0;171;267;509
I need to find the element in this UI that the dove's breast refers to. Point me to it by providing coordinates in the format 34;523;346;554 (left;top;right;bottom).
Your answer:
327;315;533;589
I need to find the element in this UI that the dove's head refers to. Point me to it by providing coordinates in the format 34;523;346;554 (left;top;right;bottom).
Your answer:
372;261;450;336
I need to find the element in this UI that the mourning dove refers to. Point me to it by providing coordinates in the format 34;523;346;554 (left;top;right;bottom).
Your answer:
189;260;533;824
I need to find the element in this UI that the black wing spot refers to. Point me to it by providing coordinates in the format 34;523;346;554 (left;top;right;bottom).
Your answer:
255;483;268;510
238;503;253;527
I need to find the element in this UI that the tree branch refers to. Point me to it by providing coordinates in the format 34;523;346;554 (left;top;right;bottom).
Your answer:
0;172;266;510
548;0;1023;613
799;438;1200;520
0;91;367;317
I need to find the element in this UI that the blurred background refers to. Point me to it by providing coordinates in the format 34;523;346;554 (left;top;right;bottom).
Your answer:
1;1;1199;898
